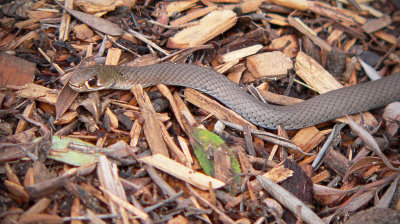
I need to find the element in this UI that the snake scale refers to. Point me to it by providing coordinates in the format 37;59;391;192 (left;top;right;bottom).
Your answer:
68;63;400;130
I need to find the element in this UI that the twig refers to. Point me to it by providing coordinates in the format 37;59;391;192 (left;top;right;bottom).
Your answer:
127;29;170;56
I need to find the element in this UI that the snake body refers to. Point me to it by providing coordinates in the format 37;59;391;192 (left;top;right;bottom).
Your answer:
69;63;400;130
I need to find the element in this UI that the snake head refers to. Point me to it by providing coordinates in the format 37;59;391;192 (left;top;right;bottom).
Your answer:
69;66;114;92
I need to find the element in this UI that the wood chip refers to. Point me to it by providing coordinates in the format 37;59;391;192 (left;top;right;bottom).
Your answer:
247;51;293;78
167;10;237;49
140;154;225;190
131;85;169;157
0;53;35;87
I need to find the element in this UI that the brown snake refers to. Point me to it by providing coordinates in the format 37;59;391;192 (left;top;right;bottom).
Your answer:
68;63;400;130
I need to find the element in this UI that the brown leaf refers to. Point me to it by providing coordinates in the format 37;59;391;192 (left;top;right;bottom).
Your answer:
56;1;124;36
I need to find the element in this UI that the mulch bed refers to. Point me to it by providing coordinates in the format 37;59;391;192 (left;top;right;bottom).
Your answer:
1;0;400;223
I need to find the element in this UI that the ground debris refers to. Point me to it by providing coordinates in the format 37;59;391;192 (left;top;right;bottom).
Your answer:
0;0;399;223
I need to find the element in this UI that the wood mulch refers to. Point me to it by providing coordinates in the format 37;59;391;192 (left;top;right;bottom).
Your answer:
0;0;400;223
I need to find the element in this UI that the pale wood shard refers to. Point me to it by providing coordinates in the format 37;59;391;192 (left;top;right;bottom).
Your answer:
131;85;170;157
165;0;199;17
129;119;141;147
267;0;309;11
265;13;289;26
97;156;130;223
157;84;185;131
184;88;256;129
105;107;119;129
105;47;122;65
167;10;237;49
295;52;343;93
15;102;35;134
295;52;378;127
210;0;241;3
237;0;264;14
227;63;246;84
327;29;344;45
178;136;193;166
256;87;304;106
170;5;218;26
173;91;204;129
247;51;293;78
220;45;263;63
159;122;188;165
59;0;73;41
74;0;125;14
100;187;150;222
139;154;225;190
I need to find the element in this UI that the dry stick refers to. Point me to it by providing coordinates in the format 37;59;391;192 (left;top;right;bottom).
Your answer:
127;29;170;56
257;176;325;224
347;116;400;170
145;165;182;201
337;172;400;210
187;184;236;224
100;187;151;223
37;47;64;75
221;121;313;156
374;36;400;69
144;192;184;213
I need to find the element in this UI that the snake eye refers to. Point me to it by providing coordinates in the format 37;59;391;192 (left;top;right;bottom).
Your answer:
86;77;98;87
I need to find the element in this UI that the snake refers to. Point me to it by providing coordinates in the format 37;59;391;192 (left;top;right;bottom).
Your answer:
68;63;400;130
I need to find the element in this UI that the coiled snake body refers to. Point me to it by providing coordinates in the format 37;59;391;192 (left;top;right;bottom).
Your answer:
69;63;400;130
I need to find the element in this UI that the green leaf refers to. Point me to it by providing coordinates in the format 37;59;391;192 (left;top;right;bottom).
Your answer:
47;136;100;166
192;128;242;182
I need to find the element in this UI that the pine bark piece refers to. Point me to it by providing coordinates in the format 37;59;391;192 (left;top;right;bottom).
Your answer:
16;84;59;105
0;53;35;87
323;148;349;177
291;126;325;156
268;35;299;58
167;10;237;49
139;154;225;190
73;24;94;40
247;51;293;78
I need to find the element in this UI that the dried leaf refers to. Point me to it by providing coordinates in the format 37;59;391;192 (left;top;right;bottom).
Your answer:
347;116;400;170
47;136;100;166
56;1;124;36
